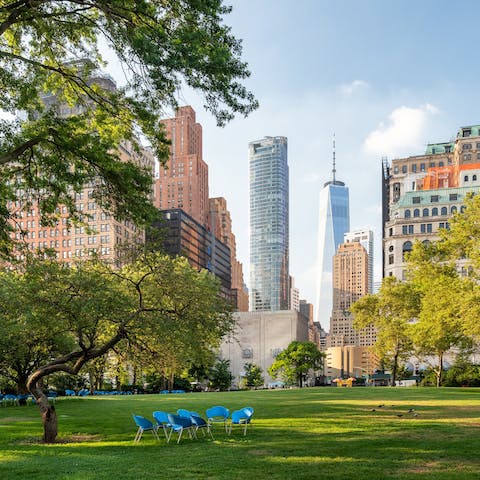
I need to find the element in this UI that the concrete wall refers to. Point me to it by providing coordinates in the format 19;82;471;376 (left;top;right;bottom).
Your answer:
219;310;309;386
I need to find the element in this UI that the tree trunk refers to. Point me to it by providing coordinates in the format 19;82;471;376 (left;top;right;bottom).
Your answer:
436;352;444;388
28;379;58;443
391;348;399;386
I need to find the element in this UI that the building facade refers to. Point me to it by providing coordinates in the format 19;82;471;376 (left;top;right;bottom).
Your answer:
152;208;232;298
249;136;289;311
11;72;154;264
154;106;209;226
209;197;248;311
382;125;480;278
315;176;350;329
328;241;375;347
219;310;309;386
344;229;374;293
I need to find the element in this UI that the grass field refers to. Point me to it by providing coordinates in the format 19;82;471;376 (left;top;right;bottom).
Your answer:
1;387;480;479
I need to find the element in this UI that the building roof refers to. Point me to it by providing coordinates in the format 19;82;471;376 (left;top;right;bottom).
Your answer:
394;186;480;208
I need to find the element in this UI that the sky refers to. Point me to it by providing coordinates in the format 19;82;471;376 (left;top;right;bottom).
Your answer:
110;1;480;307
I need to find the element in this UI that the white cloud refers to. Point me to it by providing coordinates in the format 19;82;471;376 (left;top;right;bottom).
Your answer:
339;80;370;95
303;172;321;184
363;103;439;157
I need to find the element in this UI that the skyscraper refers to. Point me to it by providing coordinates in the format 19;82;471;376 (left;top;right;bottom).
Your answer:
329;241;374;346
315;141;350;328
209;197;249;311
249;136;289;311
154;106;209;226
344;229;374;293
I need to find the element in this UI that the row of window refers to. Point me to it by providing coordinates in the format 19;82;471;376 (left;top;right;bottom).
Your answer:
394;161;446;175
400;223;449;235
404;205;463;218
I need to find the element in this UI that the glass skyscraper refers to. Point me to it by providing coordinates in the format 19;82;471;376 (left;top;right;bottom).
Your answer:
315;177;350;328
249;136;289;311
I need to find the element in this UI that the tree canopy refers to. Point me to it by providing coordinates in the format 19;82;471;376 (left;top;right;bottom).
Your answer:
0;0;258;253
268;341;323;388
0;252;232;442
351;276;420;385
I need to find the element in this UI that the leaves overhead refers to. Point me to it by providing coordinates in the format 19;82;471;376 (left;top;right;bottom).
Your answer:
0;0;258;253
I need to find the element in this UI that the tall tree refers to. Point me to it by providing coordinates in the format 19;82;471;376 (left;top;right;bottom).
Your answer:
0;1;258;253
209;358;233;391
268;341;323;388
407;241;472;387
0;252;232;443
243;362;264;389
351;277;420;386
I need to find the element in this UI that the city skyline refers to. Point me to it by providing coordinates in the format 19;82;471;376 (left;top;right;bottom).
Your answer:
97;0;480;306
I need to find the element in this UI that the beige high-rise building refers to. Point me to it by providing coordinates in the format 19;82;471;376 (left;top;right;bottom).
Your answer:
155;106;209;226
328;241;375;347
209;197;248;311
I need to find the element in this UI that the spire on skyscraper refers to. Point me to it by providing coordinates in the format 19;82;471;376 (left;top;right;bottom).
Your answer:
332;133;336;183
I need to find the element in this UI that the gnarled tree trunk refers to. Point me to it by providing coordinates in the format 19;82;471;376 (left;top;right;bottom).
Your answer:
28;377;58;443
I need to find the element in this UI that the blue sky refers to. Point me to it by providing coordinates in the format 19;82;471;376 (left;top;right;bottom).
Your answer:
108;1;480;306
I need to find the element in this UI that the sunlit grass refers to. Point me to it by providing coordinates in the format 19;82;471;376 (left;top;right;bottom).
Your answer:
0;387;480;479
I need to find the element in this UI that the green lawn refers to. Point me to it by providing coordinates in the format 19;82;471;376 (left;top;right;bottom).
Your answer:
1;387;480;479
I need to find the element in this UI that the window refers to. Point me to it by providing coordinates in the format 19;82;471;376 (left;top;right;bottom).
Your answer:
430;195;439;202
462;143;472;150
422;208;429;217
432;207;438;216
412;196;421;204
389;245;394;252
449;194;458;201
402;165;407;174
422;240;430;246
402;225;408;235
430;162;436;168
441;206;448;215
388;254;394;265
464;154;472;161
474;175;477;181
413;209;420;217
389;227;393;237
451;206;457;214
439;161;444;167
408;225;414;234
427;224;432;233
405;209;411;218
412;164;417;173
394;166;399;174
402;241;413;260
420;163;425;172
461;206;466;213
420;224;426;233
464;175;469;182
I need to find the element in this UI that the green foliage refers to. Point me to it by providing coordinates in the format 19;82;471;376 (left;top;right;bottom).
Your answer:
351;277;420;385
0;252;232;440
209;358;233;391
243;363;264;389
407;240;473;387
442;358;480;387
268;341;323;387
0;1;258;254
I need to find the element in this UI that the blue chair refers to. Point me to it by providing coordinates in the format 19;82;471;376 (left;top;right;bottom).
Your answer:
3;394;18;406
206;405;229;432
65;389;76;397
191;413;214;439
132;415;160;443
177;409;213;439
153;410;171;440
167;413;196;443
228;408;254;436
